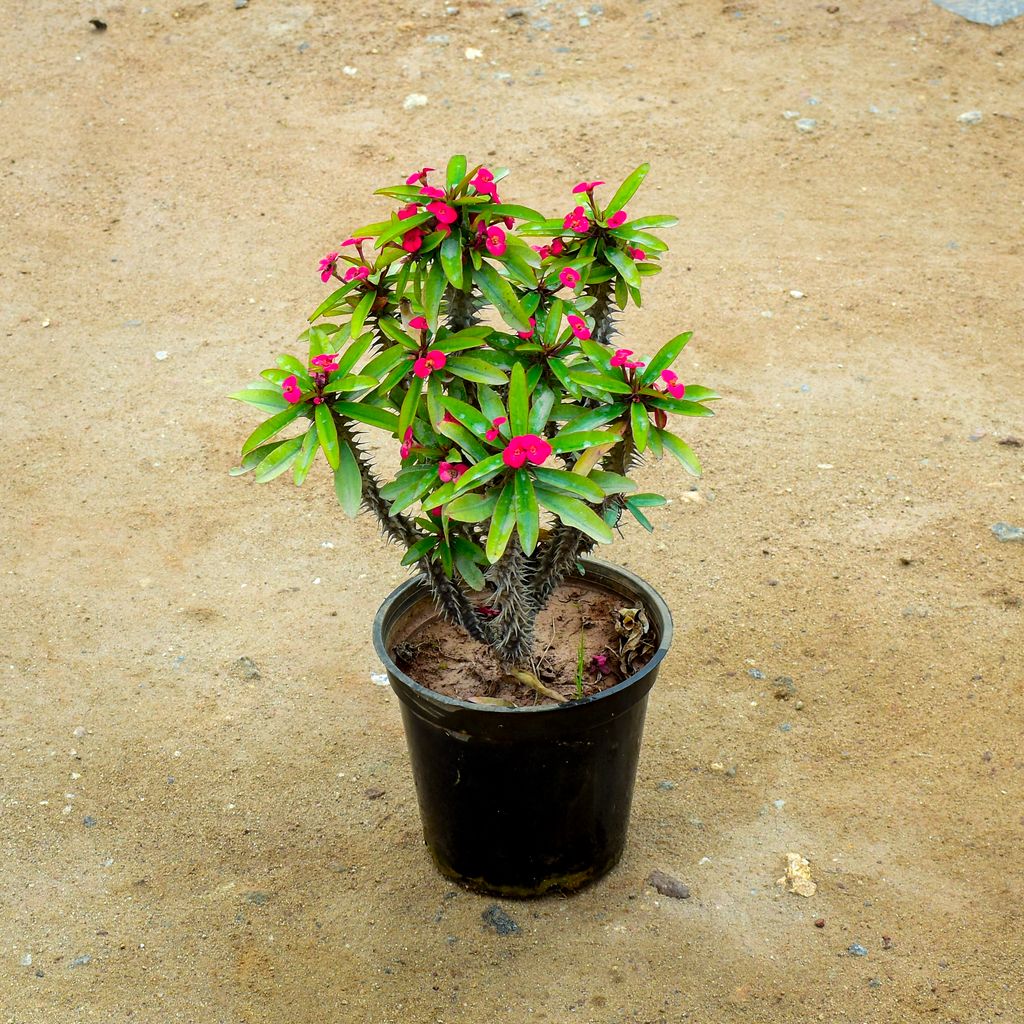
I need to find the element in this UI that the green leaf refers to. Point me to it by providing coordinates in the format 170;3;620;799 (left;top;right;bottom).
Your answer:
231;438;290;475
229;388;290;413
292;426;319;486
528;386;555;433
440;233;464;289
534;486;614;545
362;345;409;382
446;489;500;522
514;470;539;555
658;431;702;476
315;403;341;470
589;470;637;495
531;467;605;502
609;226;669;253
334;402;401;433
437;538;454;576
453;537;486;590
400;536;438;566
568;368;633;395
640;331;693;385
626;215;678;229
439;396;492;438
438;421;490;463
321;374;379;394
550;430;621;454
508;361;529;435
349;290;376;340
476;384;506;426
240;405;305;457
375;211;433;250
561;403;628;433
485;482;517;563
472;263;531;331
605;162;650;216
426;372;444;428
378;317;418;350
253;434;304;483
446;355;509;385
277;354;310;382
630;401;650;453
398;383;421;441
379;465;436;500
630;492;667;507
446;154;467;190
644;396;714;417
335;331;374;377
386;469;438;516
308;280;357;322
425;258;446;329
332;442;362;516
605;246;642;290
624;500;654;533
486;203;545;223
422;452;506;508
547;356;580;398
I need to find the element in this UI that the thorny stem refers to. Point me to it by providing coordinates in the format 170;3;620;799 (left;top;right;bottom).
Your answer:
588;280;618;346
486;536;538;666
445;285;478;331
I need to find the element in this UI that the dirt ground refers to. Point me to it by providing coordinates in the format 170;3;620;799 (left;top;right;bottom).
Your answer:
2;0;1023;1021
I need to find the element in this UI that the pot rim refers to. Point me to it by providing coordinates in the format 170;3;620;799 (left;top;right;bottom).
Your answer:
372;558;673;715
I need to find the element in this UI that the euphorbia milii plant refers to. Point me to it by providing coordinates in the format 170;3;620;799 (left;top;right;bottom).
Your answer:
231;157;719;674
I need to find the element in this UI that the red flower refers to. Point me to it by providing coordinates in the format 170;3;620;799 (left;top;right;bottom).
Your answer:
397;203;419;220
563;206;590;233
405;166;435;185
344;266;370;282
318;252;338;283
559;267;581;290
661;369;685;399
502;434;552;469
566;314;591;340
438;461;468;483
420;185;446;199
311;353;340;372
572;180;605;194
470;167;498;200
402;228;424;253
408;315;429;330
281;374;302;404
400;427;416;459
485;416;507;441
427;200;458;224
485;225;507;256
517;318;536;340
607;210;627;229
627;246;647;261
550;238;565;256
413;350;447;378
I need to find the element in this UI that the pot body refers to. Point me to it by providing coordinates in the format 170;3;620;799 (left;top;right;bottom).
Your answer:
373;559;673;897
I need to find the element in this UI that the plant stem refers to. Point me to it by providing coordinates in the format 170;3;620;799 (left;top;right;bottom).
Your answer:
588;280;618;346
487;536;538;666
445;285;478;331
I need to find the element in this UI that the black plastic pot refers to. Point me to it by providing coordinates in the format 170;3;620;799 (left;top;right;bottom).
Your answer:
373;559;673;898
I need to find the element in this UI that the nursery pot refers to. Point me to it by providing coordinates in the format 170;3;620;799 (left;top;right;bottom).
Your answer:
373;559;673;897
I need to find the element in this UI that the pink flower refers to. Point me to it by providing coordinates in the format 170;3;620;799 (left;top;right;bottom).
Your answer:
470;167;499;200
344;265;370;282
442;410;459;425
485;225;506;256
408;315;429;331
438;461;468;483
566;314;591;340
485;415;507;441
412;349;447;378
607;210;627;229
532;244;550;259
550;238;565;256
318;252;338;283
427;200;458;224
563;206;590;233
661;369;685;399
572;180;605;194
400;427;416;459
313;395;324;405
311;353;340;371
402;228;424;253
476;605;500;618
517;318;536;340
627;246;647;261
559;267;581;289
420;185;446;199
610;348;634;368
502;434;552;469
343;236;371;246
405;166;434;185
397;203;419;221
281;374;302;404
590;652;611;675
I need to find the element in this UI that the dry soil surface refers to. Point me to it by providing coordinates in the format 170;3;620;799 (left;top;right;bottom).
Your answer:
2;1;1023;1022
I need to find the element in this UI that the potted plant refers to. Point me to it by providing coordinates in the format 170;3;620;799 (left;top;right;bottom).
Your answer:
231;157;719;896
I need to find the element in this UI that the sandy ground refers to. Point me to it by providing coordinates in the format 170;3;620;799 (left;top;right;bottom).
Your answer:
2;0;1023;1021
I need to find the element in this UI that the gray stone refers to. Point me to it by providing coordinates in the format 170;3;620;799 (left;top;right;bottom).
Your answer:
83;815;97;828
232;656;261;681
69;954;92;968
748;668;765;680
932;0;1024;25
957;110;983;125
245;892;270;906
234;0;247;8
648;870;691;899
992;522;1024;542
481;904;520;935
656;780;676;791
795;118;817;133
848;943;868;956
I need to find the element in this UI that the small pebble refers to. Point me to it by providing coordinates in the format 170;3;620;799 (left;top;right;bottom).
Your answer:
968;428;986;441
868;978;882;989
403;93;428;110
991;522;1024;543
656;780;676;791
245;892;270;906
20;953;32;967
370;672;389;686
83;815;97;828
72;726;87;738
794;700;804;710
773;799;785;810
789;289;805;298
233;0;247;7
795;118;817;133
882;935;893;949
647;870;691;900
747;668;765;680
155;351;168;361
232;656;261;681
69;954;92;968
481;904;520;935
998;436;1022;447
782;110;800;119
957;110;982;125
779;723;792;733
342;66;358;76
814;918;826;928
464;47;483;59
364;786;385;800
848;943;868;957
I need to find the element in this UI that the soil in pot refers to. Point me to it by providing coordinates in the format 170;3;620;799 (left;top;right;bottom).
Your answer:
388;579;655;706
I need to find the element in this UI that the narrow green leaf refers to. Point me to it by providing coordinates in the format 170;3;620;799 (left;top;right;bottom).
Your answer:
531;467;605;502
560;403;628;433
568;368;633;395
378;317;418;350
472;263;530;331
446;355;509;385
253;434;304;483
426;372;444;428
486;203;545;223
440;233;464;289
475;384;506;426
375;211;432;250
231;438;290;475
630;492;667;507
398;382;421;441
508;362;529;434
606;246;642;290
293;426;319;485
640;331;693;385
425;258;446;329
439;396;493;438
514;471;539;555
241;405;304;457
334;402;401;433
630;401;650;453
589;470;637;495
335;331;374;377
438;421;490;463
605;162;650;216
534;486;614;545
446;154;467;190
528;386;555;433
321;374;379;394
229;389;290;413
401;536;439;566
550;430;621;454
315;403;341;469
446;489;500;522
624;500;654;533
349;290;376;340
308;280;357;322
362;345;409;381
485;483;517;563
626;215;678;229
277;354;310;383
330;441;361;516
658;431;702;476
644;396;714;417
421;452;506;508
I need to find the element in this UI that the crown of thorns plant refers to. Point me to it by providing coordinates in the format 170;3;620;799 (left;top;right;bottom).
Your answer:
231;157;719;668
